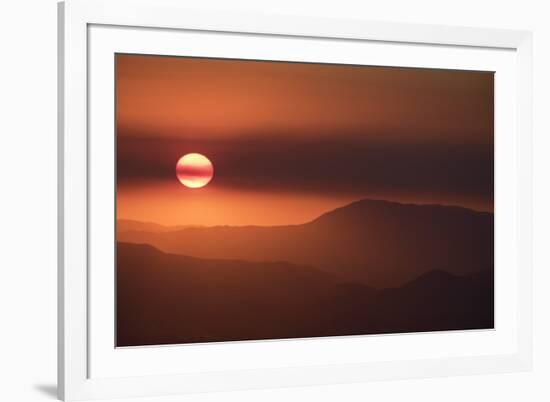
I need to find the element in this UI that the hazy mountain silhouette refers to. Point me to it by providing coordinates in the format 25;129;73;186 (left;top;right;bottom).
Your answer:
117;219;199;233
117;242;493;347
118;199;493;287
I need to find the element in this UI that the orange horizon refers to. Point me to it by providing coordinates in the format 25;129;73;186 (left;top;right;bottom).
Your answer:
116;188;493;228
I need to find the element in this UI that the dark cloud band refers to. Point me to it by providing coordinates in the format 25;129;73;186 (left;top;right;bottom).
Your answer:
117;134;493;199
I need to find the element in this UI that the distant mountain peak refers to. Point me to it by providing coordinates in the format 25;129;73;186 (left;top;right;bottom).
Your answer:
311;198;491;225
401;269;462;291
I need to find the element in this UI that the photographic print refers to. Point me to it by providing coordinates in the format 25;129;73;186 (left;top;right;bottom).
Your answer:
115;54;494;347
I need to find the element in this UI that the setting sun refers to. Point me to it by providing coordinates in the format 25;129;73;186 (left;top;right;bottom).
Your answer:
176;153;214;188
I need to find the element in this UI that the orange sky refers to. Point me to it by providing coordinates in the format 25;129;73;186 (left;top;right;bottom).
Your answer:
116;54;494;226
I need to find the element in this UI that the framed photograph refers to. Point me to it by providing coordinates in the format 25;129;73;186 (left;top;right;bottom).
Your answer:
58;0;533;400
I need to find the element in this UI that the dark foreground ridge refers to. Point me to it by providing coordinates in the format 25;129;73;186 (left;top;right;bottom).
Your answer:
117;242;493;347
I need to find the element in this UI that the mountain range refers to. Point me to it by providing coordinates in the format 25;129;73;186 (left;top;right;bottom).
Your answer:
117;242;493;347
117;199;493;287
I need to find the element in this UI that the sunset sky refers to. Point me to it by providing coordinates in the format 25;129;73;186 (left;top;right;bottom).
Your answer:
116;54;494;226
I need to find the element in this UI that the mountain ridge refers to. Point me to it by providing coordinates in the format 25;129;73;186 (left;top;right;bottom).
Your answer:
119;198;492;231
117;198;493;287
117;242;493;347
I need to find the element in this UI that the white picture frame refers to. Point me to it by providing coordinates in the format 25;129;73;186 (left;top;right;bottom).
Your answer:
58;0;533;400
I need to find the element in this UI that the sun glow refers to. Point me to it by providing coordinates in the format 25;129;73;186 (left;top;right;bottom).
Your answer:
176;153;214;189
